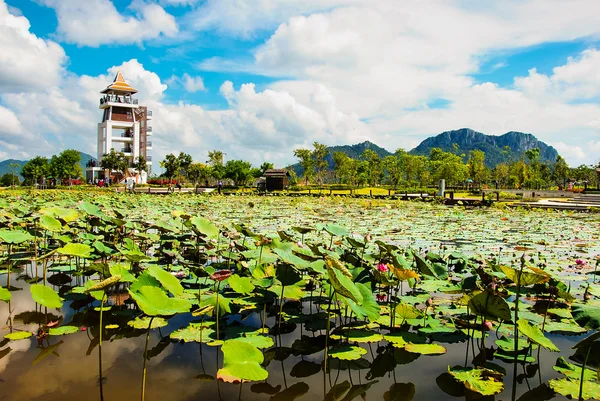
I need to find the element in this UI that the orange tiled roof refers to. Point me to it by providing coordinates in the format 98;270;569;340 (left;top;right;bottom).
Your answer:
101;71;138;94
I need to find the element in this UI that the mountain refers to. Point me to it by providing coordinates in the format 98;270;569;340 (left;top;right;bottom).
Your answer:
0;151;96;178
409;128;559;167
289;141;392;176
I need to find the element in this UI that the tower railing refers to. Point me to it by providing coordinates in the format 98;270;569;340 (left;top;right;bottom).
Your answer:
100;96;139;105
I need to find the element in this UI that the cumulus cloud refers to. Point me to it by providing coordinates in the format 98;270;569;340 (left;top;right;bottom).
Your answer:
0;0;67;92
38;0;178;46
167;73;206;92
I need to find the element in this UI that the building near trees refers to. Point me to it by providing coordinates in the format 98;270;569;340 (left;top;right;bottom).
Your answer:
264;169;290;191
86;71;153;183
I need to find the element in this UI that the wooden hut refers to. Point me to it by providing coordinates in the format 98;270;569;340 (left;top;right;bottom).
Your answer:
264;169;289;191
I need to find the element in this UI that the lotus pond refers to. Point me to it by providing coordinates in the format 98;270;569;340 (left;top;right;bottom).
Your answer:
0;191;599;401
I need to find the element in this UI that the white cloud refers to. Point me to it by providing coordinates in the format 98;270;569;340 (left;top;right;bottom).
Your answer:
39;0;178;46
0;0;67;92
167;73;206;92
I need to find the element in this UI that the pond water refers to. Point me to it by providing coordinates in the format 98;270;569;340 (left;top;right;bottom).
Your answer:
0;194;599;401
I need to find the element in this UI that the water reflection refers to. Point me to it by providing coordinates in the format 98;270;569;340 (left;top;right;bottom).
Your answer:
0;271;587;401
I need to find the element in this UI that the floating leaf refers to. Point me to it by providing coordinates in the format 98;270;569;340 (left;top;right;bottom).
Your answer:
188;216;219;238
404;343;446;355
447;366;504;396
0;287;11;302
30;284;63;309
572;302;600;330
170;322;215;343
128;317;168;329
217;340;268;383
4;331;32;341
329;345;367;360
549;378;600;400
49;326;79;336
553;356;597;381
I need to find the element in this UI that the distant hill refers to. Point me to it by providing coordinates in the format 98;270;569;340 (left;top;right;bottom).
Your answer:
289;141;392;176
410;128;559;167
0;151;96;177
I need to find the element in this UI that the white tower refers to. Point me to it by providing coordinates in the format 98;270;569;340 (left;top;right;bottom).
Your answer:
86;71;153;183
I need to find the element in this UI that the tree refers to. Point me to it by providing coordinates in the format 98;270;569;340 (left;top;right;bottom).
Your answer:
383;155;402;187
50;149;82;185
493;163;509;187
178;152;192;181
132;155;148;173
160;153;180;182
428;148;467;186
467;150;487;186
21;156;49;185
312;142;329;185
259;162;274;175
8;163;20;188
0;173;20;187
100;149;129;182
187;162;212;185
224;160;254;186
552;155;569;187
362;149;383;186
293;148;314;185
207;150;225;166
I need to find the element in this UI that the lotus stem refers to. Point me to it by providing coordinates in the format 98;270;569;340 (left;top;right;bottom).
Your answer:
511;256;525;401
99;293;106;401
278;285;285;330
215;281;221;342
141;316;154;401
578;345;591;401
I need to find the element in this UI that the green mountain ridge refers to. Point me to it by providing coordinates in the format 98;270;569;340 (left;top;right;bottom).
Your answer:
288;129;560;175
0;151;96;178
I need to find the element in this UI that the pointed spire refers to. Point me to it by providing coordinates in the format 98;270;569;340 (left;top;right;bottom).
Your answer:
101;70;138;94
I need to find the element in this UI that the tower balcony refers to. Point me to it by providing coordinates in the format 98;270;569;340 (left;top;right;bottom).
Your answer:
100;95;139;109
146;126;153;136
146;141;152;150
147;110;152;120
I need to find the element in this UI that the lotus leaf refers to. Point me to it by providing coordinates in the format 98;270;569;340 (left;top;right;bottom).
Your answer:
40;215;62;232
4;331;32;341
0;287;11;302
0;229;33;244
447;366;504;396
49;326;79;336
549;378;600;400
128;317;168;329
147;265;184;296
467;290;511;322
329;345;367;360
553;356;597;381
128;286;191;316
170;322;215;343
56;243;92;258
30;284;63;309
404;343;446;355
517;319;559;351
216;340;268;383
572;302;600;330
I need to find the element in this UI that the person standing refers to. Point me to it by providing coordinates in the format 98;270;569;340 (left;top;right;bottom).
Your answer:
218;181;223;194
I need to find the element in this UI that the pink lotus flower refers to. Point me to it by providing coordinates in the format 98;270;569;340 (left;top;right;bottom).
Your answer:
575;259;585;265
377;263;389;272
376;293;387;302
484;321;493;330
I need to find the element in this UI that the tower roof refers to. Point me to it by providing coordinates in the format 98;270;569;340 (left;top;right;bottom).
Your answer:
101;70;138;94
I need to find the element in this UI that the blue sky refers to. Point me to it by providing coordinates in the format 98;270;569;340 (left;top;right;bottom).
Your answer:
1;0;600;167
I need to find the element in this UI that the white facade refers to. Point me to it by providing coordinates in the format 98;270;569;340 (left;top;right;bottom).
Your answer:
87;72;152;184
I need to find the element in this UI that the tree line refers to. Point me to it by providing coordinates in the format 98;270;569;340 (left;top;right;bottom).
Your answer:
293;142;600;190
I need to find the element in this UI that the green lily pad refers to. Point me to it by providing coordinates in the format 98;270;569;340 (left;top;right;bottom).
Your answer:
128;317;168;329
170;322;215;343
49;326;79;336
553;356;597;381
232;335;274;349
404;343;446;355
549;378;600;400
217;339;268;383
329;345;367;360
4;331;32;341
447;366;504;396
0;286;11;302
146;265;184;296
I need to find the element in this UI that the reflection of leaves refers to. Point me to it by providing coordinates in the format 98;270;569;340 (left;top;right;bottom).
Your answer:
436;372;465;397
33;341;64;365
146;338;171;360
251;382;281;395
340;380;378;401
290;359;321;378
324;381;351;401
291;335;326;356
383;382;416;401
270;382;309;401
366;347;396;380
516;383;555;401
0;347;12;360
